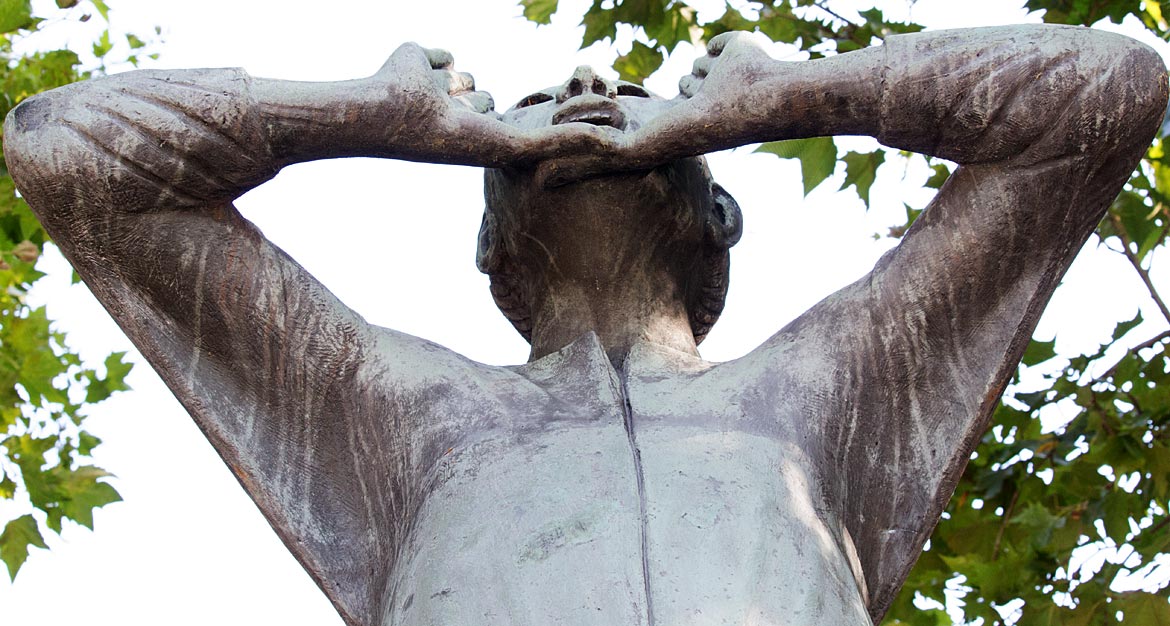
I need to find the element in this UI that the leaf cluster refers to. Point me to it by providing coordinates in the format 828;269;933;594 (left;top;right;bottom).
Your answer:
0;0;154;581
890;317;1170;625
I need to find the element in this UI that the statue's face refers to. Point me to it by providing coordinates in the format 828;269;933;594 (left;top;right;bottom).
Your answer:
499;65;675;133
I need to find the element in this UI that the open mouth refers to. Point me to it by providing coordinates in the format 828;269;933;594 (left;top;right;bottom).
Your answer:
552;96;627;130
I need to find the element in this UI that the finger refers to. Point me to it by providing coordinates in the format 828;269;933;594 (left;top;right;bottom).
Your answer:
523;123;619;162
707;30;751;56
382;41;429;75
692;54;711;78
432;69;476;95
679;74;702;98
425;47;454;70
453;91;496;114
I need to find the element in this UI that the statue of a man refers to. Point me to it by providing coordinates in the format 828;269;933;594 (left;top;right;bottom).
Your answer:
4;26;1165;626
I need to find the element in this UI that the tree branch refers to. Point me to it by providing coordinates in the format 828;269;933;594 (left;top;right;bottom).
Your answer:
1108;213;1170;325
992;487;1022;561
812;1;855;26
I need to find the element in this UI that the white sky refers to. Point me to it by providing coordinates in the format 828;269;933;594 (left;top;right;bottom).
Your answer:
1;1;1167;624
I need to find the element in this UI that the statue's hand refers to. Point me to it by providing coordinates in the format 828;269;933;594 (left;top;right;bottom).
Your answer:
539;32;776;186
367;43;502;163
677;31;773;105
628;32;776;158
373;43;616;168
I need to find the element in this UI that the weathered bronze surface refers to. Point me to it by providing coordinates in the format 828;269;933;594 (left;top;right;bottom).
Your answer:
4;26;1166;626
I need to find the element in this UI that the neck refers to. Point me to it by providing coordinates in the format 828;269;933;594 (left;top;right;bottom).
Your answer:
485;166;717;366
527;267;698;366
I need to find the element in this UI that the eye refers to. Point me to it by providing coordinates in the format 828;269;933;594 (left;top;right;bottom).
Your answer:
515;92;553;109
617;83;649;98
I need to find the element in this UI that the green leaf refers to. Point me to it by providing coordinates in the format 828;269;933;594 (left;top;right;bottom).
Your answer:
92;28;112;59
840;150;886;208
1011;501;1063;549
1021;338;1057;367
90;0;109;21
56;465;121;529
85;351;132;403
702;8;758;41
1108;188;1165;262
612;41;663;84
0;515;46;580
520;0;558;25
756;137;838;196
925;162;951;189
1148;443;1170;501
580;1;616;47
77;430;101;456
1112;310;1143;342
643;4;697;52
0;0;33;33
55;0;79;7
126;33;146;49
757;8;799;44
1115;592;1170;624
1102;489;1137;542
0;473;15;499
887;203;923;239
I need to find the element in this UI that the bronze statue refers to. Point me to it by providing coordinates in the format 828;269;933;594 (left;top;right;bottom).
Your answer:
5;25;1165;626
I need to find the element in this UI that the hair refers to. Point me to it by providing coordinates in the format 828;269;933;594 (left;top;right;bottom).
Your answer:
476;156;742;345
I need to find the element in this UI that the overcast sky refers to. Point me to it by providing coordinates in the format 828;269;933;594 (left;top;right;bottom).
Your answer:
1;1;1167;624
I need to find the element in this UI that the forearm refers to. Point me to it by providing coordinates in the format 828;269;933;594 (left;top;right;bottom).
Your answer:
253;75;443;165
746;25;1166;164
4;64;478;216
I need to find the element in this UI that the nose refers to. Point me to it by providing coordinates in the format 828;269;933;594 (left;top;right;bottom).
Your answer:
556;66;616;103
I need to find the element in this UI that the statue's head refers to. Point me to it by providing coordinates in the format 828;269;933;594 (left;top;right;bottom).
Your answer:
478;66;742;345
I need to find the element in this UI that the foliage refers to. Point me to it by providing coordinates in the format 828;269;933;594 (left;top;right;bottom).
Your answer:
523;0;1170;623
0;0;155;581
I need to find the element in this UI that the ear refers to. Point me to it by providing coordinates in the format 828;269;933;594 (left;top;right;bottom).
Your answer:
476;209;503;274
705;183;743;249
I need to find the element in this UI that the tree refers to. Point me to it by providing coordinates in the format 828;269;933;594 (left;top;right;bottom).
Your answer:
519;0;1170;623
0;0;155;580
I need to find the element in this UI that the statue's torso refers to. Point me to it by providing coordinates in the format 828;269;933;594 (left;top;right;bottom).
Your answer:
383;334;871;626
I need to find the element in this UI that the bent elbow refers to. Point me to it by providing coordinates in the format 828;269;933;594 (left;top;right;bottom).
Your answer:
4;91;58;184
1117;39;1168;146
997;28;1169;168
1072;29;1167;152
3;86;90;198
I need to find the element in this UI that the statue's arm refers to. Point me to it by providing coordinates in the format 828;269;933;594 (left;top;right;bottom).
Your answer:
702;26;1167;620
2;45;507;626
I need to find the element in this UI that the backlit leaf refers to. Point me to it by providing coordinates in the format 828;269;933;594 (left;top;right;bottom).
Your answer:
0;515;46;580
756;137;838;196
1021;338;1057;366
580;1;616;47
520;0;558;25
840;150;886;208
1115;592;1170;624
612;41;663;84
0;0;32;33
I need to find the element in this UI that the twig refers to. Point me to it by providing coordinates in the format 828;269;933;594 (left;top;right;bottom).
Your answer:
1129;329;1170;353
1109;213;1170;325
812;0;856;26
1098;330;1169;382
1147;514;1170;538
992;487;1022;561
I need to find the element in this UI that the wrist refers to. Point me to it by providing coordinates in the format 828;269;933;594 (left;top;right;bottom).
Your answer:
254;76;398;164
752;51;883;140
